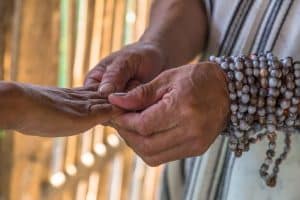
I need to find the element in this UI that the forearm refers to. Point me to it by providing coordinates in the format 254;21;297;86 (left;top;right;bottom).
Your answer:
0;82;22;130
140;0;208;68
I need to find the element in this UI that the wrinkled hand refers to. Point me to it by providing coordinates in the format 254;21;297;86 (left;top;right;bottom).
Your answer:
1;82;122;136
109;62;230;166
84;42;166;96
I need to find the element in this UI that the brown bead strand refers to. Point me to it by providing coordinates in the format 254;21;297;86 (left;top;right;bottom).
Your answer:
263;132;292;187
259;132;277;186
211;53;299;188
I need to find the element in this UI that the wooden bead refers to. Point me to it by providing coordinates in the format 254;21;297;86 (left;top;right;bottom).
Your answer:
235;61;244;70
275;158;282;165
295;78;300;87
235;81;243;90
267;132;277;141
258;98;265;108
266;175;277;187
241;94;250;104
250;97;258;104
260;68;268;77
280;99;291;109
269;77;278;88
253;68;260;77
283;57;293;68
270;69;282;78
213;54;297;188
235;71;244;81
266;149;275;158
284;90;294;99
294;70;300;78
221;62;229;70
261;78;268;88
267;97;276;106
235;149;243;157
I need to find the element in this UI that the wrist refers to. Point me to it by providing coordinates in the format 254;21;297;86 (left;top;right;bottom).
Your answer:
208;62;231;131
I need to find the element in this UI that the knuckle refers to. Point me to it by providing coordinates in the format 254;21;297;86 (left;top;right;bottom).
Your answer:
91;64;106;76
102;66;121;80
134;85;154;104
95;63;107;71
73;103;90;116
113;52;140;70
135;85;147;99
109;60;125;72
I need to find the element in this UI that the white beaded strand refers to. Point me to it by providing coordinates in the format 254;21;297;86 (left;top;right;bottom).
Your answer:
210;53;300;187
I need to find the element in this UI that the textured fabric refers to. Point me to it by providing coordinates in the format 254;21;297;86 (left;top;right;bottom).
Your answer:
160;0;300;199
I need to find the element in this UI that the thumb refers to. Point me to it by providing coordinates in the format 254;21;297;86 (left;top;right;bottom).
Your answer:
98;56;139;97
108;79;167;111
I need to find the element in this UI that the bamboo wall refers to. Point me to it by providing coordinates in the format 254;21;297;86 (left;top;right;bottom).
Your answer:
0;1;162;200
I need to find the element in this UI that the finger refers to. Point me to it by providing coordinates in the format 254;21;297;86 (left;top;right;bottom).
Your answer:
83;92;106;99
74;84;100;92
125;79;141;91
112;94;178;135
108;76;169;111
89;103;112;113
101;106;125;127
99;54;142;96
84;54;116;86
90;104;124;116
88;99;109;104
117;127;194;157
89;104;125;125
84;66;106;86
142;139;203;166
74;104;113;127
68;91;103;100
58;100;92;115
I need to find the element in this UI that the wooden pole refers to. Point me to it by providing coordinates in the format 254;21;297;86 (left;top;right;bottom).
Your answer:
10;0;22;81
0;1;7;80
100;0;116;58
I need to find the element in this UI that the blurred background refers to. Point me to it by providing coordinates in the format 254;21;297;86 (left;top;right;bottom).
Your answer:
0;0;163;199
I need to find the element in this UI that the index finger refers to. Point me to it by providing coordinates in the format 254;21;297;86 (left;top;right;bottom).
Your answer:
112;95;179;136
84;65;106;86
84;55;115;87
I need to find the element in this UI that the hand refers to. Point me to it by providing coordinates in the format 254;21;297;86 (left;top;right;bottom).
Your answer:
0;82;122;136
84;42;167;96
108;62;230;166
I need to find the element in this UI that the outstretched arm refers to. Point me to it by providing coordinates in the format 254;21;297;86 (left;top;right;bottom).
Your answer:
0;81;121;136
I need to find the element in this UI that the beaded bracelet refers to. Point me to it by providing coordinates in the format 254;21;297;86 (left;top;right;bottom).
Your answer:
209;52;300;187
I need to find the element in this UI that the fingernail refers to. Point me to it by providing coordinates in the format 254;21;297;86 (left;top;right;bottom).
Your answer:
99;83;115;96
112;92;127;96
